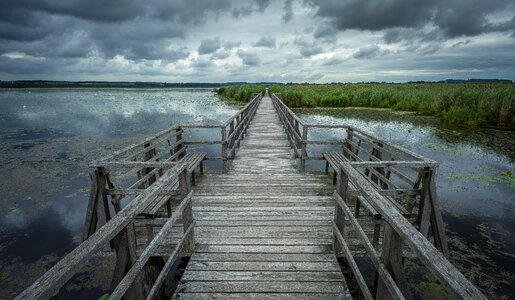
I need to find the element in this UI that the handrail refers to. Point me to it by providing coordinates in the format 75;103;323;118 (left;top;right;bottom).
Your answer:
180;92;262;171
110;193;194;299
16;163;193;300
271;93;435;172
333;161;486;299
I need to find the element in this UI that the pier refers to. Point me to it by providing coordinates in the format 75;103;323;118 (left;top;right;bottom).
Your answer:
17;91;486;299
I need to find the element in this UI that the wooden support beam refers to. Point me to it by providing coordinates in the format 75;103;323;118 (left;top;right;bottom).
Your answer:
375;223;410;300
333;166;348;257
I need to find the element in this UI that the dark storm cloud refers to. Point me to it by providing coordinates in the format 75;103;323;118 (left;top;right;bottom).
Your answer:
0;0;234;62
306;0;515;39
198;38;222;55
254;37;276;48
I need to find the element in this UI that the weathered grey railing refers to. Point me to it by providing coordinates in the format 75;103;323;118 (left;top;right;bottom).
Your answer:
272;92;448;252
16;164;194;300
271;92;485;299
333;161;486;299
182;91;262;172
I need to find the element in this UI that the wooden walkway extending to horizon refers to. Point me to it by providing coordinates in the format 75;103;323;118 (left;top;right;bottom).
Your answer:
16;90;486;300
176;94;350;298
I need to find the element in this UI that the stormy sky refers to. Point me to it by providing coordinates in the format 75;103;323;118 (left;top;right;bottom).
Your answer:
1;0;515;82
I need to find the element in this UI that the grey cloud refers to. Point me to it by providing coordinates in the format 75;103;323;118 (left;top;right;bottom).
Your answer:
306;0;515;39
0;0;251;63
452;40;473;48
283;0;294;23
314;23;338;40
295;38;324;57
191;56;215;69
300;46;323;57
254;0;271;13
321;56;345;66
212;49;231;60
123;45;189;62
254;37;276;48
231;0;271;18
237;50;260;65
198;38;222;55
353;45;384;59
223;41;241;49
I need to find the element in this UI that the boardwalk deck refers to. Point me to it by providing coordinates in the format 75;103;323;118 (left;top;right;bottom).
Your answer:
174;95;352;298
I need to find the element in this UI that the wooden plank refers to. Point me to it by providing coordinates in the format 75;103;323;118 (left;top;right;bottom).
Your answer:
186;261;341;271
190;253;337;262
181;271;344;281
176;281;348;294
173;293;351;300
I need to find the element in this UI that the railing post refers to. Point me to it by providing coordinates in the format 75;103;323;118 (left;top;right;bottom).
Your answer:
375;223;410;300
237;115;243;144
417;167;449;256
175;126;185;161
221;126;227;173
334;166;348;257
300;126;308;172
417;167;432;237
83;167;112;241
343;128;354;160
179;167;194;255
230;119;237;159
111;222;145;300
141;142;157;187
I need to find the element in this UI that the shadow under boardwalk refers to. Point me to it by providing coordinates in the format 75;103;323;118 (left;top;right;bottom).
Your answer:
173;96;352;299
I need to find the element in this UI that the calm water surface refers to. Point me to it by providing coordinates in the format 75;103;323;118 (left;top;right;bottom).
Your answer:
0;90;513;298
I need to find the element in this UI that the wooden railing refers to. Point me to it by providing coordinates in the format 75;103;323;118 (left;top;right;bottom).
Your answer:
333;161;486;299
16;164;194;300
272;93;430;170
182;91;262;172
272;91;448;250
272;92;485;299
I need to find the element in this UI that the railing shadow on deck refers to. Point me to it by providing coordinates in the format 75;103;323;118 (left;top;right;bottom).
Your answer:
15;92;263;299
271;92;487;299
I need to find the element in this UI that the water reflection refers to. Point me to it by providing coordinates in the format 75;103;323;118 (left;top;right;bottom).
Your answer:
0;88;238;298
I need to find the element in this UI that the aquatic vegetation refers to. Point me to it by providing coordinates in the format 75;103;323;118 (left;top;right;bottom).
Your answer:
217;84;265;102
416;282;453;300
267;83;515;129
445;171;515;188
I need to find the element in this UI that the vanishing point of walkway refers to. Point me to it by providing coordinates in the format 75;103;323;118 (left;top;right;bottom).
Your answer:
174;95;351;298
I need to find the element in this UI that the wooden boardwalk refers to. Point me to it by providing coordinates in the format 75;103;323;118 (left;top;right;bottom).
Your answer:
174;95;351;298
17;91;487;300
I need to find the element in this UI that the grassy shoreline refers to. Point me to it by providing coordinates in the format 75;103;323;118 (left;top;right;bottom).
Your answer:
219;83;514;130
216;84;265;103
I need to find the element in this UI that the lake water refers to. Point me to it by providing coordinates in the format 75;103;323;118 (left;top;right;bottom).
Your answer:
0;89;513;298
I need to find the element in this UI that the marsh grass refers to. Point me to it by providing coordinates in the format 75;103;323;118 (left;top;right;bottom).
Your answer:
268;83;515;129
217;84;265;102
